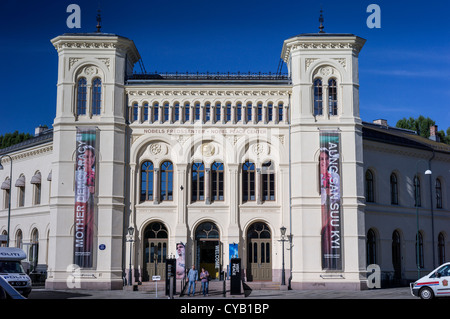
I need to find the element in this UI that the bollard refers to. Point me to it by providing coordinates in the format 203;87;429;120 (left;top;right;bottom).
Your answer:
169;276;174;299
223;271;226;297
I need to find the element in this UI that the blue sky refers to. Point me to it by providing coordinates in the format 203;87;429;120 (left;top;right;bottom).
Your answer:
0;0;449;136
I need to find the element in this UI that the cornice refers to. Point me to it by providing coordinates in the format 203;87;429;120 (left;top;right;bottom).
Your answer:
50;34;141;65
281;36;366;62
0;144;53;164
126;88;292;98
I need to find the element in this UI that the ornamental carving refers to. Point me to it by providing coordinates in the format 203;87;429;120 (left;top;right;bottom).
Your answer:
201;143;215;157
252;143;265;156
150;143;162;155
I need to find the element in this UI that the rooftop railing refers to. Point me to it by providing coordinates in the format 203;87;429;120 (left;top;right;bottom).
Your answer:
127;71;290;82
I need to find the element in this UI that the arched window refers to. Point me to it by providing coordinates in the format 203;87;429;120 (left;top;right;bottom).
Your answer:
262;161;275;201
195;102;201;121
1;177;10;210
77;77;87;115
140;161;154;202
0;230;7;247
416;232;424;269
225;103;231;123
236;103;242;122
174;102;180;122
257;103;263;123
31;171;42;205
92;78;102;115
438;232;446;265
242;161;256;202
215;103;221;123
366;229;377;265
132;102;139;122
365;170;375;203
205;102;211;122
30;228;39;270
246;103;252;123
267;103;273;122
191;162;205;202
15;229;23;249
184;102;190;123
160;161;173;201
16;175;25;207
392;230;402;280
211;162;224;202
314;79;323;116
328;78;338;116
414;175;421;207
278;102;284;122
143;103;149;122
436;178;442;208
153;102;159;123
163;102;170;123
390;173;398;205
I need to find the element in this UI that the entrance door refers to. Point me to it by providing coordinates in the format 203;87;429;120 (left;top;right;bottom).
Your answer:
147;240;167;280
143;222;168;281
197;240;220;279
247;222;272;281
195;222;220;279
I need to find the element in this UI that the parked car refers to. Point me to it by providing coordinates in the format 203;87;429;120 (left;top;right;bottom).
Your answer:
410;262;450;299
0;247;32;298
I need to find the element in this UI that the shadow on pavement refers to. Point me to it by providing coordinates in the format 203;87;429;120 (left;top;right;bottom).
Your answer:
28;290;92;299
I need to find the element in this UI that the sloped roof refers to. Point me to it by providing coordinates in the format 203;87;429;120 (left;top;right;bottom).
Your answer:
362;122;450;154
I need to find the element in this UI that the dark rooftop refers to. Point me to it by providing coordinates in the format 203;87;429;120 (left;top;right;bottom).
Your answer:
362;121;450;154
126;72;291;85
0;129;53;156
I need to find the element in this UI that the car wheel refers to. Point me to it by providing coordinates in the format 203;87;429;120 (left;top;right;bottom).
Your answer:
419;287;434;300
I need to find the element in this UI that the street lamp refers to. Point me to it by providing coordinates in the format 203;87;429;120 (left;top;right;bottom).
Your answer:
127;226;134;286
415;160;432;279
0;155;12;247
279;226;287;286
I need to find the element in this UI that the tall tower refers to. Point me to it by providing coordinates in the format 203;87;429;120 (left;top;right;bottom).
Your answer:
46;32;140;289
282;25;367;289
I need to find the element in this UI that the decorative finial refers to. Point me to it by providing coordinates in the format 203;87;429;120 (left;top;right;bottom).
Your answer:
96;9;102;33
319;8;325;33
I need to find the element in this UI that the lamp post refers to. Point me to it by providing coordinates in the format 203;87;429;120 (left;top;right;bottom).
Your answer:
127;226;134;286
0;154;12;247
279;226;287;286
415;160;432;279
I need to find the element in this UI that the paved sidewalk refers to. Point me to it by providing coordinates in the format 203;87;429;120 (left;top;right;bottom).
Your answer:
28;286;416;299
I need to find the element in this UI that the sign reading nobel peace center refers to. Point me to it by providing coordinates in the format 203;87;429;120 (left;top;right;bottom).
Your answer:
319;130;342;270
74;127;97;268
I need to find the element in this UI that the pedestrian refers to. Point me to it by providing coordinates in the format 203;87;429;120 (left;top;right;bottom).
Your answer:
200;267;210;296
187;265;198;296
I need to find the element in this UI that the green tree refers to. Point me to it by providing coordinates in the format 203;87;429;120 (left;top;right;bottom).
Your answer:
0;131;33;149
395;116;450;144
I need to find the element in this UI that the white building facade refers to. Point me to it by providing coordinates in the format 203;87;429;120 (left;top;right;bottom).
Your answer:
0;29;448;291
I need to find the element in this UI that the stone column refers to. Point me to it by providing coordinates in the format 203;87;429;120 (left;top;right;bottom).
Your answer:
153;168;160;204
205;167;211;205
256;167;262;204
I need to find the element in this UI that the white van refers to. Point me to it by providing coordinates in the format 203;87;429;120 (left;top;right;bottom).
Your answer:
0;247;32;298
410;262;450;299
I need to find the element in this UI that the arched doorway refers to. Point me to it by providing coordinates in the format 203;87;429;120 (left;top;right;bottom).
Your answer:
392;230;402;281
195;222;220;279
247;222;272;281
143;222;168;281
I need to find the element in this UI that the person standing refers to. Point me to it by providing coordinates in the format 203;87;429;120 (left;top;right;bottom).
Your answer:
187;265;198;296
200;267;210;296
